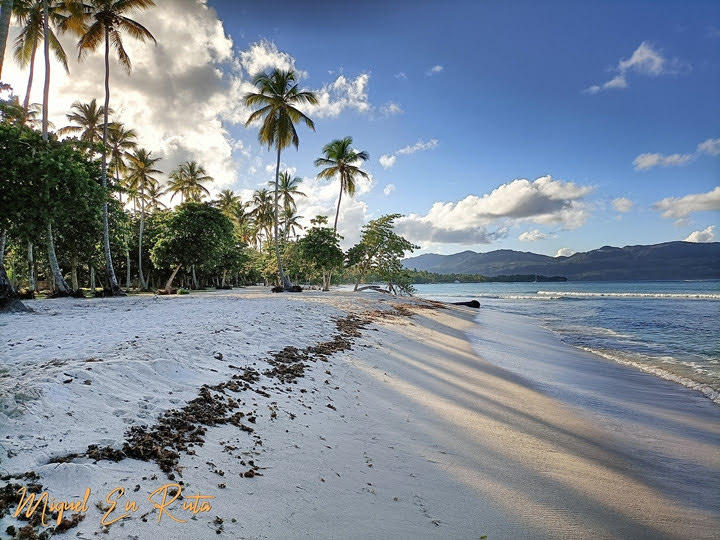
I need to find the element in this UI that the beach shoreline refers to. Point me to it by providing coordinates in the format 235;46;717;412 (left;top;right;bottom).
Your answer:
1;288;719;538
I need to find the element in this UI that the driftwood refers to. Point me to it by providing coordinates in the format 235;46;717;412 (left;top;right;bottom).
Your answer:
451;300;480;308
356;285;391;294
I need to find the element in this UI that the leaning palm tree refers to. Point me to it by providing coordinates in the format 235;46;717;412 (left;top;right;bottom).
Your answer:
12;0;70;117
244;68;317;290
269;171;306;213
0;0;14;78
314;136;369;231
250;188;274;250
167;160;213;203
58;98;111;143
125;147;161;290
76;0;156;295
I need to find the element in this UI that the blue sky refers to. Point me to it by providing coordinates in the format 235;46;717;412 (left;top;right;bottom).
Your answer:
3;0;719;255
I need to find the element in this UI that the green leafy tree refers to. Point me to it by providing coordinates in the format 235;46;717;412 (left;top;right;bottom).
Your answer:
346;214;419;294
150;202;234;291
244;68;317;290
314;136;369;231
298;216;343;291
76;0;157;295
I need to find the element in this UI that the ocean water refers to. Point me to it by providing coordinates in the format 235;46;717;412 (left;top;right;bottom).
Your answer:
413;281;720;405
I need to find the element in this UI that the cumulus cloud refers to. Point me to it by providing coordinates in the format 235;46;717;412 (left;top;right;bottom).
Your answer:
379;139;438;169
555;248;575;257
309;73;371;118
239;39;303;78
518;229;548;241
426;65;444;76
394;72;408;80
652;186;720;218
394;175;593;247
684;225;715;243
612;197;634;212
584;41;686;94
379;102;403;117
697;138;720;156
383;184;396;196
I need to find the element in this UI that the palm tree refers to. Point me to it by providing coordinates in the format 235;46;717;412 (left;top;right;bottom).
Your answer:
125;147;161;290
145;181;166;211
76;0;156;295
244;68;317;290
58;98;111;143
214;189;240;216
280;207;304;241
167;160;213;203
107;121;137;202
269;171;306;213
314;136;369;231
250;188;274;249
12;0;71;117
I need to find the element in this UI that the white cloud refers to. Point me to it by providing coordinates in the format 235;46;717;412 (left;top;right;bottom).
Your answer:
426;65;444;76
633;137;720;170
379;154;396;169
653;186;720;218
697;138;720;156
239;38;304;78
394;72;407;80
394;175;593;247
612;197;634;212
555;248;575;257
633;152;693;170
585;41;686;94
383;184;396;196
379;102;403;117
379;138;438;169
684;225;715;243
518;229;547;242
309;73;371;118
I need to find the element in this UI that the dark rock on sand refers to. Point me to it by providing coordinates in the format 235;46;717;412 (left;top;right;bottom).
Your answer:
451;300;480;308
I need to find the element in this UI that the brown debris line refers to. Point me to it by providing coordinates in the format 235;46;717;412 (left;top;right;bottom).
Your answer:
42;304;433;477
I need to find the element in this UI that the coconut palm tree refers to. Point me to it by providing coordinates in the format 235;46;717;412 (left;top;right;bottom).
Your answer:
58;98;111;143
145;181;166;211
269;171;306;213
167;160;213;203
12;0;71;117
213;189;241;216
125;147;161;290
244;68;317;290
314;136;369;231
250;188;274;249
280;207;304;242
75;0;156;295
107;121;137;202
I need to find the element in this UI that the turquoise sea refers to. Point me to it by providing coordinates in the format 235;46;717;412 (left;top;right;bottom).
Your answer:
414;281;720;405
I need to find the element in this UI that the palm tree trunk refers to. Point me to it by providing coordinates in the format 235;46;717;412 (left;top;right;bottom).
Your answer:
125;243;130;289
0;229;5;266
101;27;121;295
90;266;95;291
22;46;37;113
0;0;14;78
333;182;343;231
138;186;147;290
71;255;78;290
47;221;70;293
192;265;198;289
41;0;49;140
164;264;181;291
28;241;36;291
273;146;291;290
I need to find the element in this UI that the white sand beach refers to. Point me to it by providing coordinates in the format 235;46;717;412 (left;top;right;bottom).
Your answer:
1;288;719;539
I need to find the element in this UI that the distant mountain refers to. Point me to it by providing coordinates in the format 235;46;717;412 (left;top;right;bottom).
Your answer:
402;242;720;281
